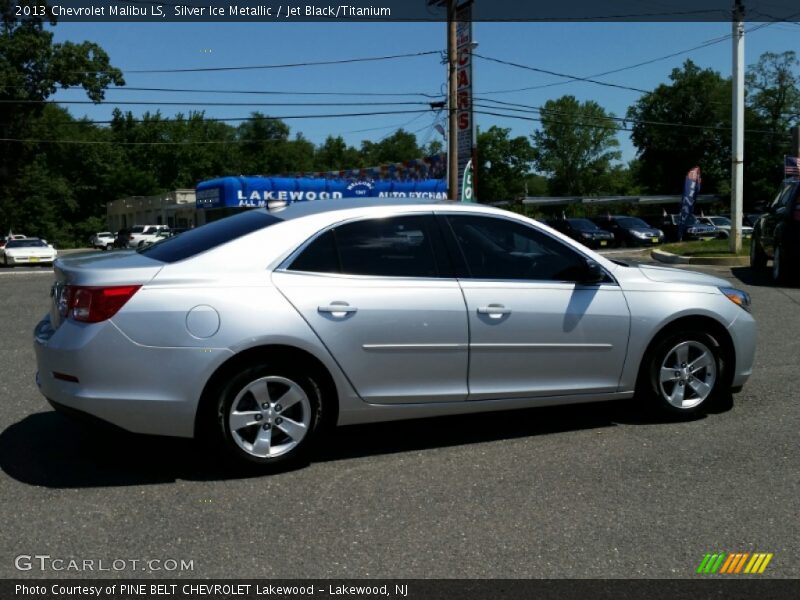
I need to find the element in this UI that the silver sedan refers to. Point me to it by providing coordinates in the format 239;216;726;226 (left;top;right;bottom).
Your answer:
33;200;756;470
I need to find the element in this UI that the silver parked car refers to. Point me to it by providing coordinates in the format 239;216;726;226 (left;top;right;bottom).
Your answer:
34;200;756;470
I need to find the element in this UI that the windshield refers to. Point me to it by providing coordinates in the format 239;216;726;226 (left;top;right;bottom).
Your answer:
568;219;600;231
617;217;650;229
6;239;46;248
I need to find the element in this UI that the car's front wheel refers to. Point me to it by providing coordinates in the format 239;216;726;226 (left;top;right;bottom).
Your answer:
211;361;324;470
640;330;724;416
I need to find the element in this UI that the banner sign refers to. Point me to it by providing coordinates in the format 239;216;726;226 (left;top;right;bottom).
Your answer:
196;177;447;209
196;154;446;209
455;1;474;201
461;159;475;202
677;166;702;241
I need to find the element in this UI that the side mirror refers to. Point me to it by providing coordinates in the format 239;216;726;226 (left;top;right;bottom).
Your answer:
580;259;606;284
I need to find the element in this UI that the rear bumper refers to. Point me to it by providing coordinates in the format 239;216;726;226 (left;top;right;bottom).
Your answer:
33;314;232;438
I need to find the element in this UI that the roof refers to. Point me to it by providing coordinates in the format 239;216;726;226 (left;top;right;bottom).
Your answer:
264;198;487;221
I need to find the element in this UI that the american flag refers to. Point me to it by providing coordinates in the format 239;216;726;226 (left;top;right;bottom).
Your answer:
786;156;800;177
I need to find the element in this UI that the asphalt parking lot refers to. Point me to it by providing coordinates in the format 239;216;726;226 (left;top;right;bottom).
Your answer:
0;252;797;579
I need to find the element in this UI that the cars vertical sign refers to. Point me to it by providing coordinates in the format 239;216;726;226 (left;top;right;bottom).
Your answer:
456;2;474;201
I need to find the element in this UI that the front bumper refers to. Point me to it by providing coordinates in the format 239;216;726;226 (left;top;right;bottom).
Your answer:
6;255;55;265
727;309;756;389
34;314;231;438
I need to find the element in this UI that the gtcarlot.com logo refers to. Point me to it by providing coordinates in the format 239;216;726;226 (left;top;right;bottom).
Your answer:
697;552;773;574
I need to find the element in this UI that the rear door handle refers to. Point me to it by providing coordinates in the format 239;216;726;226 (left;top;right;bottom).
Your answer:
477;304;511;318
318;303;358;317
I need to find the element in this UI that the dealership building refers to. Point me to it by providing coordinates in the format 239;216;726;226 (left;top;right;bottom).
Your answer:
106;155;447;231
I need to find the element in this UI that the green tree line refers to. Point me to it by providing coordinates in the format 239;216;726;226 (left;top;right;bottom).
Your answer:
2;7;798;245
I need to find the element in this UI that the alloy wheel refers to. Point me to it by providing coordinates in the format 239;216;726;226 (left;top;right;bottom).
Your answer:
227;376;312;459
658;340;717;410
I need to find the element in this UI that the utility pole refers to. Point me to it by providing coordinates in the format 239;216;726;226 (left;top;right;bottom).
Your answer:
447;0;458;200
730;0;745;253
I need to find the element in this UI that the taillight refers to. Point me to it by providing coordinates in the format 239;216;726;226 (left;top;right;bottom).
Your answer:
63;285;141;323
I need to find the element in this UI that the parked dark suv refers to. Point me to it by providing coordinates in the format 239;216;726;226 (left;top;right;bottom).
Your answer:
590;216;665;247
750;180;800;283
546;218;616;249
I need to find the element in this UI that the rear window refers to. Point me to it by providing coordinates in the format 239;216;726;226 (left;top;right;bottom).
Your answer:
6;239;46;248
130;226;145;234
138;210;283;263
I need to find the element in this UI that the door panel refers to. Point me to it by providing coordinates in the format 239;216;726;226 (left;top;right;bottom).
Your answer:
461;281;630;399
272;213;468;404
442;213;631;399
273;272;469;403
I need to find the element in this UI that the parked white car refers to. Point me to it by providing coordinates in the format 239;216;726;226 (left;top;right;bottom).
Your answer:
696;216;753;239
128;225;170;248
1;238;57;266
90;232;116;250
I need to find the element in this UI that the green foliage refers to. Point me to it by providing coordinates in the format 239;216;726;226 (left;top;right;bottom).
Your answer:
532;95;622;196
477;126;534;202
628;61;732;195
745;51;800;203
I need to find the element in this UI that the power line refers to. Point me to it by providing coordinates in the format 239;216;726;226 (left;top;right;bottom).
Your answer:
67;50;442;75
1;99;434;107
0;85;444;99
476;18;794;96
475;97;788;136
0;108;434;129
472;53;649;94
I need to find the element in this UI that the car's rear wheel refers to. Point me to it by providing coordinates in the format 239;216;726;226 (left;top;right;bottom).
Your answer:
640;330;724;416
211;362;324;470
750;236;767;270
772;245;790;284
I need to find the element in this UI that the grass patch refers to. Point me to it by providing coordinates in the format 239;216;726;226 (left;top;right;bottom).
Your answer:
660;238;751;257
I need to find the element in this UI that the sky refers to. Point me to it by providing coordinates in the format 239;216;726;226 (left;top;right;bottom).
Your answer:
49;19;800;165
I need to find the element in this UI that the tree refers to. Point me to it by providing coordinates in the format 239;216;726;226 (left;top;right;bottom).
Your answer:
360;129;421;165
532;96;621;195
0;4;124;237
314;135;363;171
745;51;800;202
627;61;731;194
476;126;534;202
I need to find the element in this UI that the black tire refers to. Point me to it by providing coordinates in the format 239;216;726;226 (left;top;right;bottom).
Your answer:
750;236;767;270
772;244;790;284
105;244;113;251
638;329;725;417
207;360;325;471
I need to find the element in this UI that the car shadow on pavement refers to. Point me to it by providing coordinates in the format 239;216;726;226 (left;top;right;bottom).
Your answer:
0;394;732;488
731;266;798;288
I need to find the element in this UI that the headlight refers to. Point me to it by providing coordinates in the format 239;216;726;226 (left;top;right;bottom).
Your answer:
719;287;751;312
580;232;592;238
632;230;649;238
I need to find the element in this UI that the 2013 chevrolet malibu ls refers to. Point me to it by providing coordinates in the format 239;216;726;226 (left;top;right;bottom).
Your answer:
34;200;756;470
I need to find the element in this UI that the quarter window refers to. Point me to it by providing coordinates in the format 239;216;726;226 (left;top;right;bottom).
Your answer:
446;215;587;281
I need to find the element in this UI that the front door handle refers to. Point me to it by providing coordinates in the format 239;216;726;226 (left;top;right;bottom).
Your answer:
477;304;511;318
318;303;358;317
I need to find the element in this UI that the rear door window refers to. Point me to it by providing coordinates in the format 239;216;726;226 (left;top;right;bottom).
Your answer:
288;215;449;278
